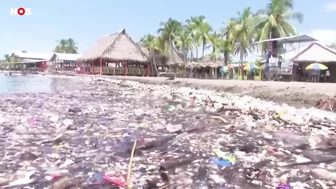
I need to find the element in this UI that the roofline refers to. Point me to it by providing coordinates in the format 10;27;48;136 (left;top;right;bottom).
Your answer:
1;60;48;64
99;29;148;60
294;60;336;63
11;52;56;61
291;42;336;61
254;35;317;44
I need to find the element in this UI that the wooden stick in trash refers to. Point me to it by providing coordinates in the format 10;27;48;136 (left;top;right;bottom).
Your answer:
211;116;229;124
126;140;137;188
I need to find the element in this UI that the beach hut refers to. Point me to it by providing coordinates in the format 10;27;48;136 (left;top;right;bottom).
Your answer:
186;58;223;79
11;51;81;72
54;53;82;71
78;29;150;76
10;52;54;72
290;42;336;82
164;47;185;76
139;45;185;76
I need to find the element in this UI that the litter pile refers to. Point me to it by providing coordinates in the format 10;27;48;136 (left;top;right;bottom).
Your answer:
0;77;336;189
316;98;336;112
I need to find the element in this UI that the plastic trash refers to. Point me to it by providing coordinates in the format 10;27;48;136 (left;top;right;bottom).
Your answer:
167;105;176;111
86;171;105;185
213;149;236;163
1;77;336;188
211;158;232;167
103;173;127;187
276;183;292;189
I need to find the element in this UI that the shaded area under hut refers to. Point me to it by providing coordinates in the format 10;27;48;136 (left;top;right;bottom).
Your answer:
0;60;48;74
185;58;223;79
78;29;150;76
139;45;185;77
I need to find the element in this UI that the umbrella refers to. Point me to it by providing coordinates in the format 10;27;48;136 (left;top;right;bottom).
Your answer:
243;63;259;71
305;63;328;70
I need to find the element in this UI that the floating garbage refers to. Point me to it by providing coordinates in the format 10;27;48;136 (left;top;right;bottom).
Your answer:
0;77;336;188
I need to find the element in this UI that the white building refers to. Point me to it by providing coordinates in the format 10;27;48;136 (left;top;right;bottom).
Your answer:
11;51;81;70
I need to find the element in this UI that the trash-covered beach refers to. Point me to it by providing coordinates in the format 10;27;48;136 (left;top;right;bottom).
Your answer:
1;76;336;189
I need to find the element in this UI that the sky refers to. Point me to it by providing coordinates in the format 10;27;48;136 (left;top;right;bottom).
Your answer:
1;0;336;61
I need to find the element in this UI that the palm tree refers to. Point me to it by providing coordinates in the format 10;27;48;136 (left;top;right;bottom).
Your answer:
221;20;236;65
209;32;222;61
218;39;233;65
67;38;78;53
176;27;193;61
54;38;79;54
54;39;67;53
140;34;159;51
255;0;303;54
186;16;213;61
137;3;304;67
186;16;203;61
192;17;213;59
3;54;11;62
157;18;182;53
140;34;168;76
231;7;254;65
2;54;20;63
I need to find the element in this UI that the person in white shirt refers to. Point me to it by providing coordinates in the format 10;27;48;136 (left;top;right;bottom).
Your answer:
326;70;330;82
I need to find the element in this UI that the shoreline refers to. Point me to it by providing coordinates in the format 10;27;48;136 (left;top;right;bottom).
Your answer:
104;76;335;109
1;72;334;109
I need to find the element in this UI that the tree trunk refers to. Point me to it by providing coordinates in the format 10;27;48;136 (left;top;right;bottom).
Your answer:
224;35;230;66
240;50;244;80
151;50;159;77
195;41;199;61
269;31;278;56
202;37;206;60
224;52;229;66
190;49;193;62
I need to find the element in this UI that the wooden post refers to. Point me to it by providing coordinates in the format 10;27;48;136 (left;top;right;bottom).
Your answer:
75;62;78;73
99;58;102;75
91;60;94;74
146;64;150;77
125;62;128;76
83;61;85;74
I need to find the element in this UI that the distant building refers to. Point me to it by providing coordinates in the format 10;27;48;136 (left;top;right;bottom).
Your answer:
53;53;82;71
11;51;81;71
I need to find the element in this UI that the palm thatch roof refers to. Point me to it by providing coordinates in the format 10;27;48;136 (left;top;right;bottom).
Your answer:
185;57;224;68
79;29;148;62
138;45;184;66
138;46;168;66
186;61;222;68
166;47;184;65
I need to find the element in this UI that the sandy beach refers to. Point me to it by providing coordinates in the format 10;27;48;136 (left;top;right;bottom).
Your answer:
105;76;336;108
5;72;334;108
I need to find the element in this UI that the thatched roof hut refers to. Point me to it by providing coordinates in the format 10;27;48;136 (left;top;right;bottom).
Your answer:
166;47;184;66
137;45;184;67
79;29;148;62
186;58;223;68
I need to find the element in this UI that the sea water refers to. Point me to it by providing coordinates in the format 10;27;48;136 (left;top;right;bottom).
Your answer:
0;74;62;94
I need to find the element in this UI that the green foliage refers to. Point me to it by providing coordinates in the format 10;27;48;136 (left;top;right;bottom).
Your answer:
53;38;79;54
1;54;20;63
139;0;302;64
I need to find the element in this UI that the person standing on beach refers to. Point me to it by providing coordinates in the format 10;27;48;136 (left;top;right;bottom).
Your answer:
311;69;320;82
326;70;330;82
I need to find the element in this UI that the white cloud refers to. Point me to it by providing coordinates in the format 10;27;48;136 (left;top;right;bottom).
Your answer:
308;29;336;44
324;1;336;11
